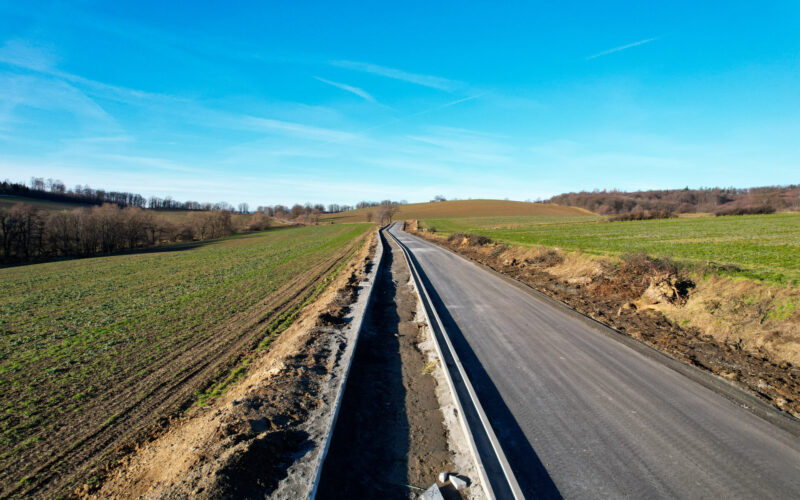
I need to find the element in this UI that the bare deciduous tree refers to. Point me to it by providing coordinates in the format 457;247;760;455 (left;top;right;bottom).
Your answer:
378;200;400;225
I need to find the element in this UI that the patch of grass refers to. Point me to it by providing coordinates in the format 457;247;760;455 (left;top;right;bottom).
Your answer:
422;213;800;285
195;358;252;406
422;360;438;375
767;297;800;321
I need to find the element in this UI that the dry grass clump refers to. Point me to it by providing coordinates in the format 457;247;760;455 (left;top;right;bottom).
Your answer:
524;247;563;267
657;276;800;365
447;232;493;246
583;253;689;302
547;252;604;282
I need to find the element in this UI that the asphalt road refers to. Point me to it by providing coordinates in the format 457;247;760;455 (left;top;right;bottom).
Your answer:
387;223;800;499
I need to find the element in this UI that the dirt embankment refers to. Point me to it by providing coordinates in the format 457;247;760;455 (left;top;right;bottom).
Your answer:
317;232;464;499
410;227;800;419
94;233;377;498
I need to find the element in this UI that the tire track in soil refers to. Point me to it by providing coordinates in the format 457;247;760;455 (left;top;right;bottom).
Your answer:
317;231;462;499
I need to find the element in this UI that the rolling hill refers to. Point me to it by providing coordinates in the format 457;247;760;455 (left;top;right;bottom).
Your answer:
320;199;592;223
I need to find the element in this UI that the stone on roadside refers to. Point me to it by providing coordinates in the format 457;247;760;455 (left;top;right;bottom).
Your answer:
449;474;469;490
420;483;445;500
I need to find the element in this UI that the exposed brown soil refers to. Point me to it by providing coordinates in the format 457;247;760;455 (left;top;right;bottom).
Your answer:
316;231;461;499
91;233;376;499
410;228;800;419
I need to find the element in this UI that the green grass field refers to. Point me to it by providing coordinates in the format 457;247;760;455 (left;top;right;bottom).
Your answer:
0;223;369;497
421;213;800;284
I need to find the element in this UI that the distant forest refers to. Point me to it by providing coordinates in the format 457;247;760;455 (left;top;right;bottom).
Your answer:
546;185;800;215
0;178;397;216
0;177;243;212
0;177;407;265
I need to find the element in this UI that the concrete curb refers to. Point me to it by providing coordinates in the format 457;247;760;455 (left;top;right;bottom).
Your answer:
308;228;385;499
386;223;523;500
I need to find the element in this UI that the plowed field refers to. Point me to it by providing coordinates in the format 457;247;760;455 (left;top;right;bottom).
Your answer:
0;224;369;498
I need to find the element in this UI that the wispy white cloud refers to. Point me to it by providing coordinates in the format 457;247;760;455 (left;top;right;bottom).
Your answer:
331;60;460;91
409;94;484;116
586;37;659;60
68;135;134;144
238;115;360;143
0;38;182;105
360;94;484;134
313;76;376;102
0;39;58;71
0;74;119;130
97;154;203;173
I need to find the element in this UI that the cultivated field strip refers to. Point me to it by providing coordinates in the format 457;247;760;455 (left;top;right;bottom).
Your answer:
0;224;369;498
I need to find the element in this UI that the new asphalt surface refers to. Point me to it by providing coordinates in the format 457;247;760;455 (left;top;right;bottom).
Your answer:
387;223;800;499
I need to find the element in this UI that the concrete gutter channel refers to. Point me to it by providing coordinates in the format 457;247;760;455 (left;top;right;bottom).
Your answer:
385;222;523;500
274;228;385;499
305;223;522;499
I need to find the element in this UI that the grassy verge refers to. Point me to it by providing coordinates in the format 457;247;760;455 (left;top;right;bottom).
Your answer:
421;212;800;285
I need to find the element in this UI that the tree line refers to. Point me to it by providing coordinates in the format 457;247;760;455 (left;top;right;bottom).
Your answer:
1;178;252;212
262;200;406;221
0;176;409;265
3;178;410;218
0;203;273;265
546;185;800;215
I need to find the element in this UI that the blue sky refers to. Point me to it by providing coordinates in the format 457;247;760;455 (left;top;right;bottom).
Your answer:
0;1;798;206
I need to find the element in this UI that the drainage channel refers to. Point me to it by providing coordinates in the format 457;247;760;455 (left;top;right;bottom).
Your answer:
386;222;523;500
315;229;465;499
